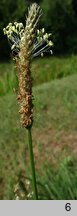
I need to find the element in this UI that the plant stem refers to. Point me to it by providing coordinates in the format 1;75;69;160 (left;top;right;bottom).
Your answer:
28;127;38;200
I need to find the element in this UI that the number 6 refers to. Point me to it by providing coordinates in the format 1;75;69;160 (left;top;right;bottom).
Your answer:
65;203;71;211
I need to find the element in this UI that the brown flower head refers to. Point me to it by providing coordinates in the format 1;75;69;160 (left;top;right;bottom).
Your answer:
3;3;53;129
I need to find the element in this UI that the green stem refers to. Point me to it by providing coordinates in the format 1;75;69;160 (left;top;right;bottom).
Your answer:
28;127;38;200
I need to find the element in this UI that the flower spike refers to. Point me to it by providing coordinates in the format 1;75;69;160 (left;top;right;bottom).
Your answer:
3;3;53;128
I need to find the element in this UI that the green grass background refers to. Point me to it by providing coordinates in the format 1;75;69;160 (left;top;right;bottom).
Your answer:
0;55;77;199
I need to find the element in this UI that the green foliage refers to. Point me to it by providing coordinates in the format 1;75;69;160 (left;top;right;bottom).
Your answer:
13;156;77;200
1;0;77;57
1;55;77;96
37;156;77;200
0;62;18;95
1;72;77;199
0;0;26;59
41;0;76;54
0;0;26;31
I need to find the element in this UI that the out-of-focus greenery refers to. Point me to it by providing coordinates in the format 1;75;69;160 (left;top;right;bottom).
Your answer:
41;0;77;54
37;156;77;200
13;156;77;200
0;0;26;30
0;0;26;59
0;55;77;95
1;71;77;199
1;0;77;58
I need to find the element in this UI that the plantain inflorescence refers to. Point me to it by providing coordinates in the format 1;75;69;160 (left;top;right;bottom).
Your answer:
3;3;53;129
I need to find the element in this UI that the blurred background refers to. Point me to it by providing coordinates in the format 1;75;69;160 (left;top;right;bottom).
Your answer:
1;0;77;200
1;0;77;60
